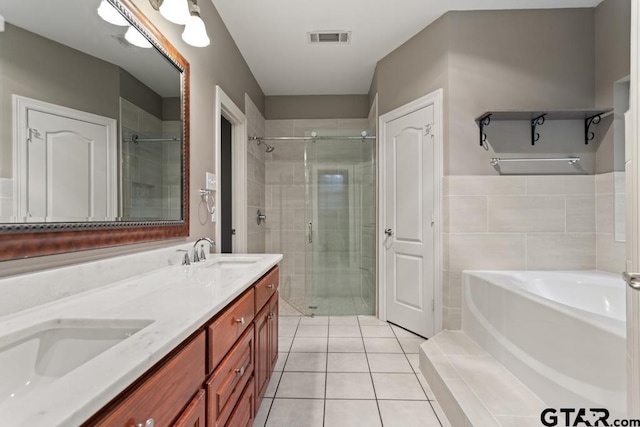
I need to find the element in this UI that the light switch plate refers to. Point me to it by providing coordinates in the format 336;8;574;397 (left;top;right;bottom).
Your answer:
206;172;217;191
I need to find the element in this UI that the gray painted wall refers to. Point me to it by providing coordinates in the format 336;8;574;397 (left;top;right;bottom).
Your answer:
595;0;631;173
372;9;602;175
448;9;596;175
265;95;370;120
119;68;164;120
371;14;450;117
0;23;121;178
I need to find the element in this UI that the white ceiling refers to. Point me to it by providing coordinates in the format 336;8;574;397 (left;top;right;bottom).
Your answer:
212;0;603;96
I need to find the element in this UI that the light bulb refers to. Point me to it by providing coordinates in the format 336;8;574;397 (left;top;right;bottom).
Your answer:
97;0;129;26
125;26;152;48
182;14;210;47
159;0;191;25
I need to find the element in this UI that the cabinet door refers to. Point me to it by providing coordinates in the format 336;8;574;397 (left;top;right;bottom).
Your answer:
268;292;279;372
226;378;255;427
206;326;254;427
89;333;206;427
173;390;205;427
254;303;270;404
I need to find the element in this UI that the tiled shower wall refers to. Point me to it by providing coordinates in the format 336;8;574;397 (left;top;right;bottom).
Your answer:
120;98;181;219
245;95;266;253
264;118;371;312
443;174;625;329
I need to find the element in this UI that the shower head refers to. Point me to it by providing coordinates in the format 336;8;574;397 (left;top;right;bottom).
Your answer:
251;136;275;153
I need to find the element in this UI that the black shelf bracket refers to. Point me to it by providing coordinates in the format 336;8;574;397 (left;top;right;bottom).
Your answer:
478;114;491;147
585;114;602;145
531;114;546;146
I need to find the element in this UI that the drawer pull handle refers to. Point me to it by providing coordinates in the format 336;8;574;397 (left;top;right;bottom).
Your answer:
267;283;275;289
234;317;245;325
235;366;245;376
136;418;155;427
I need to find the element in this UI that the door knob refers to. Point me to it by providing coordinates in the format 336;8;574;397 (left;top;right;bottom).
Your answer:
384;228;394;236
623;272;640;290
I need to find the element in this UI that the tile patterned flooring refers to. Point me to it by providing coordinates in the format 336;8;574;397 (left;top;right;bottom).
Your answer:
254;315;451;427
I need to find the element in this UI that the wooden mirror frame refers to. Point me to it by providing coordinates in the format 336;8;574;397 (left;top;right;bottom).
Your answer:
0;0;190;261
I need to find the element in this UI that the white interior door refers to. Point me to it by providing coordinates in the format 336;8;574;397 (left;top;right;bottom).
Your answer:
383;103;436;338
13;96;117;223
25;110;113;222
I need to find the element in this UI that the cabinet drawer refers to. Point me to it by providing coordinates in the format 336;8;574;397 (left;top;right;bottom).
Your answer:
173;389;205;427
208;289;255;372
226;377;255;427
207;325;254;427
255;266;279;312
91;332;206;427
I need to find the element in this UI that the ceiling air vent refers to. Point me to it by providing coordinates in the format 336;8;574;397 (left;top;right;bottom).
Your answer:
308;31;351;44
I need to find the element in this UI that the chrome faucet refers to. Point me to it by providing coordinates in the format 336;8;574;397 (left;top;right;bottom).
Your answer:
192;237;215;262
176;249;190;266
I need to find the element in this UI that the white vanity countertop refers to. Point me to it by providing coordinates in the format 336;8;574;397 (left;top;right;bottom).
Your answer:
0;253;283;427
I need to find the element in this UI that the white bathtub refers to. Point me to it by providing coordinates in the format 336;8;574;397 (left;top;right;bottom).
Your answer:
462;270;626;415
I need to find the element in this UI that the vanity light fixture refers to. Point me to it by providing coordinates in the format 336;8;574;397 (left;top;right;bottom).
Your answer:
124;26;153;48
97;0;129;26
182;0;210;47
157;0;191;25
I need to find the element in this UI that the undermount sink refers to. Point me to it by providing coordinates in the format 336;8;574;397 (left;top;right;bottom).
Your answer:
200;257;262;269
0;318;153;404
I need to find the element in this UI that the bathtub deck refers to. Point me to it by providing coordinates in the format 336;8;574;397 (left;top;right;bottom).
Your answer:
420;331;545;427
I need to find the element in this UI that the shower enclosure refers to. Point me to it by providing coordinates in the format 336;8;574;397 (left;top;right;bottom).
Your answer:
304;133;376;316
264;130;376;316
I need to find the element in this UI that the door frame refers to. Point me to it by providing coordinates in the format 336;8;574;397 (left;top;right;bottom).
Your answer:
377;89;443;334
214;86;247;253
12;95;118;222
628;0;639;416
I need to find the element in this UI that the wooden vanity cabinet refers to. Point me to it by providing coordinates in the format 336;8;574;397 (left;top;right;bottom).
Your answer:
85;265;279;427
253;266;279;417
174;389;206;427
87;332;206;427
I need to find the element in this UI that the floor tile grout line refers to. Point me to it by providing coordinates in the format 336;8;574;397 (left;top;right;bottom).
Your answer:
395;329;431;400
270;397;431;401
428;399;448;427
391;324;443;427
263;316;300;426
322;317;329;427
357;317;385;427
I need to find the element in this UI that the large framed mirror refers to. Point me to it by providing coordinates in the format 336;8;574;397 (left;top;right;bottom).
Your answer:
0;0;190;261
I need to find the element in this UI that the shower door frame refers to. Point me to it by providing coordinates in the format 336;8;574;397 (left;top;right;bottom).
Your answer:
303;136;377;316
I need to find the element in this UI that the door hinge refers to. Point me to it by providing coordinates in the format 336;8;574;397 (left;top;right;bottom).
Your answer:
28;127;42;143
231;229;236;235
432;299;435;312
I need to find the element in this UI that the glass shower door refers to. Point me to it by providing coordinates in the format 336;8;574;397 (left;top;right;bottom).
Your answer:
304;136;376;316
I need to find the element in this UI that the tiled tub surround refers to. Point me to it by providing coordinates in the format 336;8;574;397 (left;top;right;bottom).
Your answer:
596;172;626;273
264;118;375;315
443;173;625;329
0;250;282;426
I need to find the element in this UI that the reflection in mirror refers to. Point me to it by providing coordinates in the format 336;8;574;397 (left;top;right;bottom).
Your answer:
0;0;183;223
614;76;630;242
